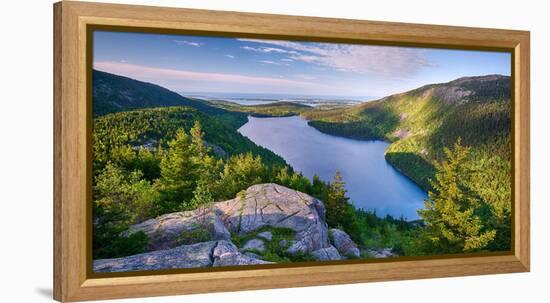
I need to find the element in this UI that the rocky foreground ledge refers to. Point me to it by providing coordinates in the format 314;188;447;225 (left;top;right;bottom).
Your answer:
93;183;363;273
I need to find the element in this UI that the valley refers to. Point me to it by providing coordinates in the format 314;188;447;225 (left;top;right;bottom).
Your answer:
91;69;512;271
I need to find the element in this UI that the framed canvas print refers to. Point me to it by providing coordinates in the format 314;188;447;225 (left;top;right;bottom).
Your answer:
53;1;530;302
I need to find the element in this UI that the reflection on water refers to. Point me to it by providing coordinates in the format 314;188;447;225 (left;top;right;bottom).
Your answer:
238;115;427;220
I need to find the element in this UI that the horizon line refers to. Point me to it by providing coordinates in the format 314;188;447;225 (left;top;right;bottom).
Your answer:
93;68;510;102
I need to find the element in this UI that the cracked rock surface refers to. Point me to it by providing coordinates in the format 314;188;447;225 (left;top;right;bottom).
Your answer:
93;183;359;272
311;245;342;261
215;183;330;253
125;207;230;251
93;241;218;272
212;240;272;267
330;228;361;258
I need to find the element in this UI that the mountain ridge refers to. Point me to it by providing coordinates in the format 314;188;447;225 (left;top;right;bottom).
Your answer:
92;69;511;194
303;74;511;190
93;69;198;116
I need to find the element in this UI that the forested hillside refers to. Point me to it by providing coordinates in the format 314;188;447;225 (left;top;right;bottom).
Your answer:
303;75;511;190
91;72;407;259
91;72;362;258
93;70;248;129
93;106;289;179
92;114;369;259
303;75;512;252
92;71;512;260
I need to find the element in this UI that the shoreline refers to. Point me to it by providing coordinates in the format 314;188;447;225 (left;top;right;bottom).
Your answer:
242;112;431;193
238;114;427;221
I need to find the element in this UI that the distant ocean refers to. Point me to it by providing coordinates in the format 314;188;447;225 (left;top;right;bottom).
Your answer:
179;92;378;107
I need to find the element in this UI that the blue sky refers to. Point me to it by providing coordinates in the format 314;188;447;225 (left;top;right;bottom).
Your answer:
93;31;511;99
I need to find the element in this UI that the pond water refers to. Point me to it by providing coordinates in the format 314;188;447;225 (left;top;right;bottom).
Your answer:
238;115;427;220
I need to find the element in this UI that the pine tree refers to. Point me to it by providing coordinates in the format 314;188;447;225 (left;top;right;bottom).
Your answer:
217;153;265;199
276;166;291;186
186;180;214;210
189;121;220;185
190;120;207;159
419;139;496;253
457;151;512;251
156;128;198;213
93;163;153;258
325;171;349;229
311;175;329;202
323;171;362;244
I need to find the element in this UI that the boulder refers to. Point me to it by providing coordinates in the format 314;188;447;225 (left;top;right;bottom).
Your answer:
212;240;273;267
242;238;266;253
126;206;230;251
93;240;274;273
311;246;342;261
330;228;360;258
215;183;330;254
95;183;339;272
93;241;217;273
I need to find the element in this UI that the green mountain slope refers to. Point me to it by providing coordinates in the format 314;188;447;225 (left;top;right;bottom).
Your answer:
92;70;289;177
93;106;288;176
92;70;247;129
91;71;512;256
303;75;512;190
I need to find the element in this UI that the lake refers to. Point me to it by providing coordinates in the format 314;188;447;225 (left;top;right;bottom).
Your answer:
238;115;427;220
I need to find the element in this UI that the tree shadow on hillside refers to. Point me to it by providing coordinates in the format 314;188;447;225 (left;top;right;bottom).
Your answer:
384;152;434;190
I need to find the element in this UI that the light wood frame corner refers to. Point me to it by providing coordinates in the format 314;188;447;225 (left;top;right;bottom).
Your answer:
53;1;530;302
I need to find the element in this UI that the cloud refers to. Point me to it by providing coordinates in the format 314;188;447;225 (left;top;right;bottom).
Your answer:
259;60;291;67
173;40;203;47
259;60;280;65
241;45;299;54
281;58;294;62
93;61;321;92
224;54;235;59
237;38;434;77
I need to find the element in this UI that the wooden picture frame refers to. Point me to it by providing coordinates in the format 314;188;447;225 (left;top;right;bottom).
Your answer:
53;1;530;301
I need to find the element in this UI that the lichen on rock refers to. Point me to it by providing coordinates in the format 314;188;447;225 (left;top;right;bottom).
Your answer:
93;183;361;272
